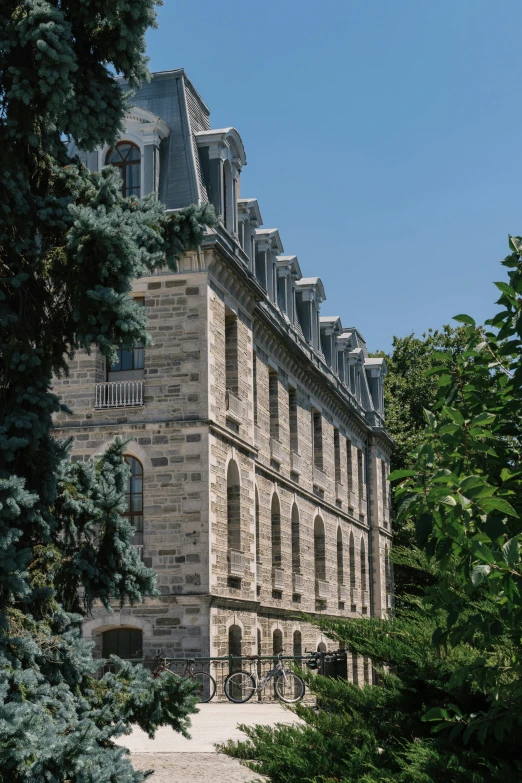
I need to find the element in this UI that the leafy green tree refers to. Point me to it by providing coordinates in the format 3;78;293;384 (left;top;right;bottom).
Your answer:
0;2;214;781
222;240;522;781
375;328;466;595
392;236;522;747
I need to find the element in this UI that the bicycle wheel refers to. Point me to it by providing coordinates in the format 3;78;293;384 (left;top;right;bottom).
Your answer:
274;670;305;703
191;671;216;703
224;671;256;703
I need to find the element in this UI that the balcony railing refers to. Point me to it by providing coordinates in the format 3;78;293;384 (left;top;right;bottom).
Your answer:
270;437;283;463
228;548;244;577
272;567;285;590
95;381;144;408
226;390;242;423
290;450;302;474
316;579;330;599
313;465;327;488
293;572;305;594
362;590;370;607
351;588;360;605
338;584;347;602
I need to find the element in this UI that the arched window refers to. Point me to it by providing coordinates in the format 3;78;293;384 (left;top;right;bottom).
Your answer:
123;455;143;549
337;527;344;587
273;629;283;657
317;641;327;653
102;627;142;660
271;493;282;569
255;487;261;566
227;460;241;553
363;656;370;684
349;532;356;589
314;516;326;583
293;630;302;660
106;142;141;198
291;504;300;574
361;539;368;593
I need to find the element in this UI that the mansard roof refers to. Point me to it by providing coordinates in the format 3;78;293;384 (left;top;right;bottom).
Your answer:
255;228;284;254
195;127;247;166
238;198;263;226
276;255;302;279
295;277;326;302
320;316;343;332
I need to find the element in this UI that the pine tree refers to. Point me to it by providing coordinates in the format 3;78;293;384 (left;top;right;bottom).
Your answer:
0;3;214;781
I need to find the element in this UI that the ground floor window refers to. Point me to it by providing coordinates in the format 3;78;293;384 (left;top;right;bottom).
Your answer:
102;628;143;659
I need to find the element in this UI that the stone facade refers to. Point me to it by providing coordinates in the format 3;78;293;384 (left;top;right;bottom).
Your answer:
54;69;393;685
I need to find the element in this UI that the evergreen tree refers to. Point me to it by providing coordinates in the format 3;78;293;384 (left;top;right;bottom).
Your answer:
0;2;214;781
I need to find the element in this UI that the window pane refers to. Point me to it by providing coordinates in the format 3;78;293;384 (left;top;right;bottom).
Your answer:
121;348;133;370
118;143;133;160
132;514;143;533
131;495;143;513
131;475;142;492
127;146;141;161
111;350;122;372
127;163;140;190
134;346;144;369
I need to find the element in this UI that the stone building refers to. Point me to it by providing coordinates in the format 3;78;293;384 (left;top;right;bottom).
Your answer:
53;68;393;684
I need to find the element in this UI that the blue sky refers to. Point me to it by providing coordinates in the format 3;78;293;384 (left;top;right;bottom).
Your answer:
147;0;522;352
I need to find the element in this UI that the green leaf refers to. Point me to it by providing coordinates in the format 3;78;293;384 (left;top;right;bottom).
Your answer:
443;407;465;425
508;234;522;253
388;469;416;482
481;497;517;517
438;374;453;387
422;707;449;722
453;314;476;326
439;495;457;507
472;542;495;564
471;564;491;585
495;281;517;298
502;537;520;567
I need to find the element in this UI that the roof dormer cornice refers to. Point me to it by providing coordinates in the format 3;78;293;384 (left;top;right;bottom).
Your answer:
195;127;247;166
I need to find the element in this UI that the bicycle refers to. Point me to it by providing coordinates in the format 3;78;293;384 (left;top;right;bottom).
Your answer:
224;653;305;704
153;654;216;703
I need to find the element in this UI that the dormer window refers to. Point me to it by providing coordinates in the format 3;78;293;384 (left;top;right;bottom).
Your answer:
107;142;141;198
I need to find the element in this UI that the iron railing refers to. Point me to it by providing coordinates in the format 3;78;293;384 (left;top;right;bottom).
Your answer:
94;654;319;701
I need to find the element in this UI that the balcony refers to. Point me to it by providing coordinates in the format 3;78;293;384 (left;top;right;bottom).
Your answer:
228;548;244;577
270;437;283;463
290;450;302;475
95;381;144;408
338;584;347;602
362;590;370;607
226;390;242;424
315;580;330;599
293;572;305;594
350;588;360;605
272;567;285;590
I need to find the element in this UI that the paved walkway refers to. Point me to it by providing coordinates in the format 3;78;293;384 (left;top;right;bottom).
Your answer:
117;703;301;782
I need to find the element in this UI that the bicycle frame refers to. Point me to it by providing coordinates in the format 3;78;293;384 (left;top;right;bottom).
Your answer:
252;660;288;691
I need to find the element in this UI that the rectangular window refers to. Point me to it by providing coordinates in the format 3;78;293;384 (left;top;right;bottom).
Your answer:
269;371;279;440
312;410;323;470
346;438;353;497
334;428;341;484
109;298;145;377
357;449;364;510
289;387;298;452
225;311;239;395
253;351;258;426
